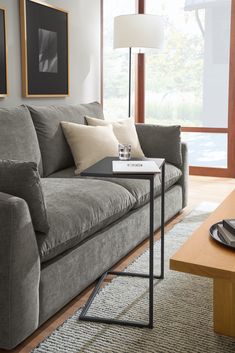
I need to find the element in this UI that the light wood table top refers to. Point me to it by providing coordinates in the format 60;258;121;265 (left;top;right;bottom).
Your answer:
170;190;235;338
170;190;235;279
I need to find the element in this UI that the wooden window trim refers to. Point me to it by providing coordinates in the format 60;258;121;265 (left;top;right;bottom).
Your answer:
227;0;235;178
181;127;228;133
189;167;231;178
135;0;145;123
100;0;103;105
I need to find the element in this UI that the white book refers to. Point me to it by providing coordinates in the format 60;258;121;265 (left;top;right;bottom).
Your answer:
112;160;161;174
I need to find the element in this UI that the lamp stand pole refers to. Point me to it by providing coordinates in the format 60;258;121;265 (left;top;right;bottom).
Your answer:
128;47;132;118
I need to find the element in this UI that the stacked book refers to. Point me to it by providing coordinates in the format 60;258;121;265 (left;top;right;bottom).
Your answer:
112;160;160;173
217;219;235;246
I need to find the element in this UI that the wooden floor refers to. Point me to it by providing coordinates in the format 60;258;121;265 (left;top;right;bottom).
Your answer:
2;176;235;353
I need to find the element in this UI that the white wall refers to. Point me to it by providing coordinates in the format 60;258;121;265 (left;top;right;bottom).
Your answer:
0;0;101;107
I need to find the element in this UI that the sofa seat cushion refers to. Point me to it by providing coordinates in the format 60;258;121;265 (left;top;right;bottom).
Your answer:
37;178;136;262
47;163;182;209
102;163;182;209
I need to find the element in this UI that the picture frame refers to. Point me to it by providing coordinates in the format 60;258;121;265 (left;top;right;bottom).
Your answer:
20;0;69;97
0;7;8;97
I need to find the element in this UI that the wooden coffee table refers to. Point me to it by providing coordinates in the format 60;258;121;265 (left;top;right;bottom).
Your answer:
170;190;235;338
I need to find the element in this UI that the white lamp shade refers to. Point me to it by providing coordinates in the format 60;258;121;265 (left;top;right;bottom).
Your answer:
113;14;164;50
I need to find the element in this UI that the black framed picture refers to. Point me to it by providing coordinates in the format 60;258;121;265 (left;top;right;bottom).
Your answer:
20;0;69;97
0;8;8;97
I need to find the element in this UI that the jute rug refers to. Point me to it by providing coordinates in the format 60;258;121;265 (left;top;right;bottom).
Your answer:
32;203;235;353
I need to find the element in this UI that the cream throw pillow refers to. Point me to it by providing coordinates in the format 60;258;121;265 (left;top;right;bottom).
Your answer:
61;122;119;174
86;116;145;158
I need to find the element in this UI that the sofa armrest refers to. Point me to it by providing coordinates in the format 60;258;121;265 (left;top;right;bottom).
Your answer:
178;142;188;208
0;192;40;350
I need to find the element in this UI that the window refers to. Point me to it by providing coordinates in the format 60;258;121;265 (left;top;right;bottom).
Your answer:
144;0;232;171
182;132;227;168
102;0;235;176
145;0;231;128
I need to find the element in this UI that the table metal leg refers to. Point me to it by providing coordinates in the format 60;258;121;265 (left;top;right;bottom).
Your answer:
79;167;165;329
149;175;154;328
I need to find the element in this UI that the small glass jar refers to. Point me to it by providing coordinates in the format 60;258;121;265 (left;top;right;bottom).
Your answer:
118;144;131;160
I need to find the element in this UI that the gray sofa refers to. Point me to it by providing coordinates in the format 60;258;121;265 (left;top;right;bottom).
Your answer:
0;102;188;350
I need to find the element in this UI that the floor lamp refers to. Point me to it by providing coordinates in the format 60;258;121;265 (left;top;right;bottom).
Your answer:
113;14;164;118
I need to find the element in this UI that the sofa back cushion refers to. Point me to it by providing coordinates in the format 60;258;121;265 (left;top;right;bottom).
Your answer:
136;124;182;167
0;106;43;175
61;122;119;174
86;116;145;158
28;102;104;177
0;160;49;234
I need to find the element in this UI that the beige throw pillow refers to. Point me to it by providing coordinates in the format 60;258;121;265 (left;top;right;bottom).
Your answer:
61;122;119;174
86;116;145;158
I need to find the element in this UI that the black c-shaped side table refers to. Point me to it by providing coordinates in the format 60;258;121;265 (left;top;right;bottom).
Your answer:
79;156;165;329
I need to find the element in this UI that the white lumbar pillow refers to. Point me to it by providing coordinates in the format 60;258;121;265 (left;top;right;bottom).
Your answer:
61;121;119;174
86;116;145;158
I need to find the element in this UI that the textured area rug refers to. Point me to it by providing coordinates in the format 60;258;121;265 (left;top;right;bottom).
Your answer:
33;203;235;353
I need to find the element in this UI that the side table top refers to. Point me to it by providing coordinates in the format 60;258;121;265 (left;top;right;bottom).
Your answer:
80;157;165;178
